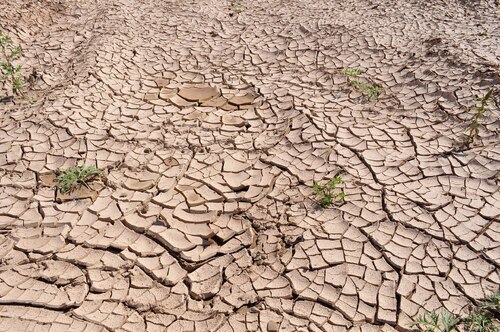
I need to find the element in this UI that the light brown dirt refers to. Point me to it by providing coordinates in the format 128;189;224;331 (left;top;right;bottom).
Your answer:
0;0;499;331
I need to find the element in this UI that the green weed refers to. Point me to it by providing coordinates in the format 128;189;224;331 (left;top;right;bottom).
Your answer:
0;31;24;96
312;176;345;207
466;293;500;332
479;293;500;312
465;89;495;147
411;293;499;332
350;80;382;101
411;311;459;332
230;2;243;13
464;312;498;332
341;67;364;77
57;165;102;194
341;67;382;101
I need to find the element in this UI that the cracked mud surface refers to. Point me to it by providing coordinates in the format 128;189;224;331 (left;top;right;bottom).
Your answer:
0;0;499;331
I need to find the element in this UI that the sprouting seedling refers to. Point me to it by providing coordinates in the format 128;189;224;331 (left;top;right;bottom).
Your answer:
57;165;102;194
0;31;24;96
341;67;364;77
465;88;495;147
312;176;345;207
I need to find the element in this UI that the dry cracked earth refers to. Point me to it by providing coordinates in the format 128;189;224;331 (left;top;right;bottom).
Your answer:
0;0;499;331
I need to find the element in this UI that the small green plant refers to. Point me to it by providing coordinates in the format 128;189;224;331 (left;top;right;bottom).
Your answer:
341;67;364;77
230;2;243;12
0;31;24;96
57;165;102;194
411;293;499;332
411;311;459;332
312;176;345;207
464;312;498;332
465;89;495;147
479;293;500;311
350;80;382;101
341;67;381;101
465;293;500;332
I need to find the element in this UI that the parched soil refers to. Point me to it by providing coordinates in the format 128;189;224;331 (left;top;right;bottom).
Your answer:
0;0;499;331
